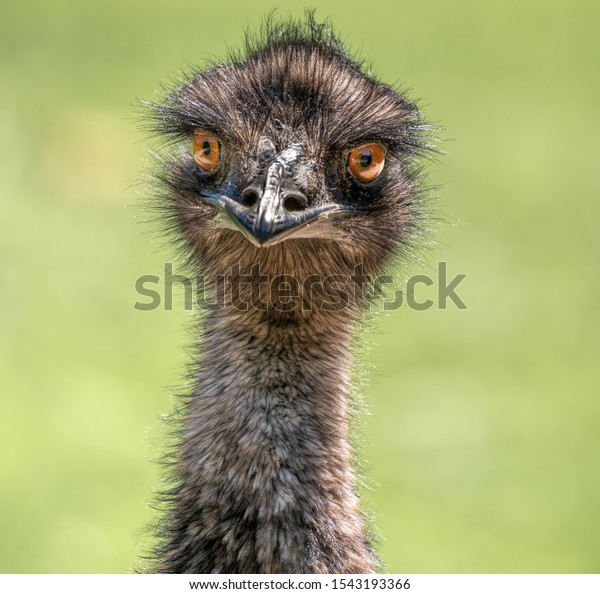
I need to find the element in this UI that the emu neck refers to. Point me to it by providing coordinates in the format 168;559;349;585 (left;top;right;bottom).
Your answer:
159;300;377;573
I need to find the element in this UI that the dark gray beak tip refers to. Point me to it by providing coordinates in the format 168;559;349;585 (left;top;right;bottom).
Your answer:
203;192;356;247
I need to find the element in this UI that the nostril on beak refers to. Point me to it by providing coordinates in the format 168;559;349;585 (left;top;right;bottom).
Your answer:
241;187;260;208
283;192;308;212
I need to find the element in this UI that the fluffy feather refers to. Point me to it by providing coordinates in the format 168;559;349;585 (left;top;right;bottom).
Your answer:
141;12;433;574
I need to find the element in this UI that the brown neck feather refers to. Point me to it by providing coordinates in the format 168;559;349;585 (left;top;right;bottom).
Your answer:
156;247;379;573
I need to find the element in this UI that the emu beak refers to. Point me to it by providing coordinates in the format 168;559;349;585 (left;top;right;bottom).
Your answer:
200;162;351;247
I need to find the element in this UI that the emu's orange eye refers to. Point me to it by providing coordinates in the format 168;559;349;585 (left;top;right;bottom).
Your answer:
347;144;386;183
192;131;220;171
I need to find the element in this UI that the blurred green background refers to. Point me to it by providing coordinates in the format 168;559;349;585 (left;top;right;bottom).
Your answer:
1;0;598;573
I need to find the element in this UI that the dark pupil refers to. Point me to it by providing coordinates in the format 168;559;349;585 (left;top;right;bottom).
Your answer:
202;140;211;155
358;150;372;168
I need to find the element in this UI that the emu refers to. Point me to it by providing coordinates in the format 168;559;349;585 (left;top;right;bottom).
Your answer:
143;15;431;573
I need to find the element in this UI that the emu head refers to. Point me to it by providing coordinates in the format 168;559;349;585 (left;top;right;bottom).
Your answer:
147;18;429;312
